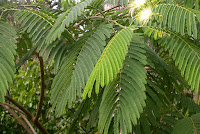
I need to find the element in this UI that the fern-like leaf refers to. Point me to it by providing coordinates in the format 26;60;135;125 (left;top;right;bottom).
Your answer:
0;21;17;103
172;113;200;134
51;24;113;115
46;0;94;45
153;4;200;39
67;24;113;107
50;43;82;115
82;27;133;99
14;9;74;70
144;26;200;92
99;38;147;134
14;9;54;46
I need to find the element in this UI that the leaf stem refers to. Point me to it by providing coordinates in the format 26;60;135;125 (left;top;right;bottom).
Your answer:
89;16;127;28
164;94;185;118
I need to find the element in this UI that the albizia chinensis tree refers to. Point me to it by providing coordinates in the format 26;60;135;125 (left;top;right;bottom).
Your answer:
0;0;200;133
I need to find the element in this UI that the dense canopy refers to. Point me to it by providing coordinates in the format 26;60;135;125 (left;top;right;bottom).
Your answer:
0;0;200;133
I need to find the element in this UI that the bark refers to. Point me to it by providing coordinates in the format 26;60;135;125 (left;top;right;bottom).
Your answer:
0;104;33;134
34;53;45;122
194;84;200;104
5;96;48;134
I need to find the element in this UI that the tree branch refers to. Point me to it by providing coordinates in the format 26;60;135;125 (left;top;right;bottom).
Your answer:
20;113;37;134
3;103;37;134
5;96;33;120
95;4;121;16
73;5;121;28
5;96;48;134
4;103;25;115
0;104;33;134
194;83;200;104
34;53;45;122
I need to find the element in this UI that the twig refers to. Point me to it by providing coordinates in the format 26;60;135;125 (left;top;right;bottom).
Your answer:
5;96;48;134
73;5;122;28
194;83;200;104
0;104;33;134
20;113;37;134
34;53;45;122
3;103;37;134
4;103;25;115
94;5;121;16
164;94;185;118
5;96;33;120
89;16;126;28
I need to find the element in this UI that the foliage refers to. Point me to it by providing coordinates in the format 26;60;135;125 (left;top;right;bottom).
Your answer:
0;21;17;103
0;0;200;133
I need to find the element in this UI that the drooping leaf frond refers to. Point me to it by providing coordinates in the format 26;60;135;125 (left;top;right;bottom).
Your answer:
0;21;17;103
86;93;103;131
182;0;199;9
132;45;192;134
14;9;54;61
144;45;185;86
41;39;69;74
14;9;74;70
172;113;200;134
82;27;133;99
50;24;113;115
158;95;200;134
99;38;147;134
14;9;53;46
46;0;94;45
50;43;82;115
144;26;200;92
179;95;200;113
153;4;200;38
159;112;181;134
67;24;113;107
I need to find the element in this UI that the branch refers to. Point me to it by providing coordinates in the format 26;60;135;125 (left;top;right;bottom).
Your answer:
95;5;121;16
194;83;200;104
3;103;37;134
34;53;45;122
0;104;33;134
5;96;33;120
20;113;37;134
5;96;48;134
89;16;127;28
4;103;25;115
73;5;121;28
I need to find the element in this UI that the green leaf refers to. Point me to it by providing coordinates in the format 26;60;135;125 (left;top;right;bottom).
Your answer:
0;21;17;103
82;27;133;99
98;38;147;134
154;4;200;39
172;113;200;134
51;24;113;115
144;26;200;93
46;0;94;45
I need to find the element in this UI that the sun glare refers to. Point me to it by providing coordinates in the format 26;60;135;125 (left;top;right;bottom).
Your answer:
140;8;152;21
133;0;146;7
